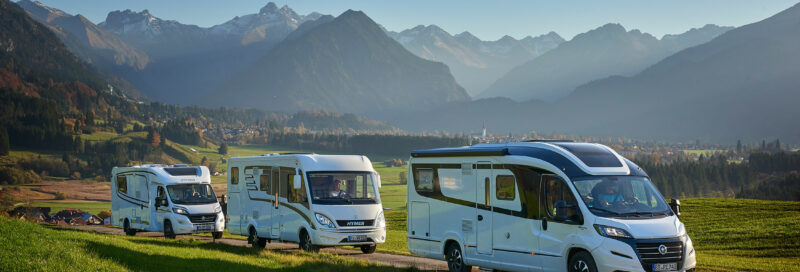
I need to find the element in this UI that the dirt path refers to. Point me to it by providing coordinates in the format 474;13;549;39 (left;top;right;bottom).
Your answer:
66;225;455;271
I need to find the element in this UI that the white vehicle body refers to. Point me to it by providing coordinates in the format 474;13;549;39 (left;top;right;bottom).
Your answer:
226;154;386;249
111;165;224;235
407;142;696;272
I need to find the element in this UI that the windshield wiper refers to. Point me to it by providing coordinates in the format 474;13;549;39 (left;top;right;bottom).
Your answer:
588;206;622;216
620;211;669;217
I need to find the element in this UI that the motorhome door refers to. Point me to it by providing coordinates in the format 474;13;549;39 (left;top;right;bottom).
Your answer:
476;161;493;255
270;167;281;237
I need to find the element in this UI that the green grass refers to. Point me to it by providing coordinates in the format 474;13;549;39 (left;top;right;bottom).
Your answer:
682;198;800;272
0;216;407;272
380;210;409;255
31;201;110;215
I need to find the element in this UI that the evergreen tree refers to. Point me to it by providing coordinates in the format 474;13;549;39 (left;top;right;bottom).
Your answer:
218;143;229;155
0;128;9;156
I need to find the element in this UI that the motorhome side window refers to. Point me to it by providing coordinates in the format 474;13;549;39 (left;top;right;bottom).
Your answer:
280;167;293;198
415;168;434;192
260;173;270;192
288;170;307;203
496;175;516;200
230;167;239;184
116;175;127;194
543;175;578;219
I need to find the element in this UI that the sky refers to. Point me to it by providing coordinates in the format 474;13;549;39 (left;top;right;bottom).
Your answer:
32;0;800;40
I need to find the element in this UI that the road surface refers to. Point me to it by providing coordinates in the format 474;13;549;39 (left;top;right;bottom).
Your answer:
65;225;461;271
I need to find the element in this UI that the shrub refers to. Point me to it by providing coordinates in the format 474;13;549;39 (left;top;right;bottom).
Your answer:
97;210;111;219
54;192;67;200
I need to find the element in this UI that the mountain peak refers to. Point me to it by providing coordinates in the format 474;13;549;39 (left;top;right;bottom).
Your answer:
597;23;627;33
259;2;279;14
339;9;367;19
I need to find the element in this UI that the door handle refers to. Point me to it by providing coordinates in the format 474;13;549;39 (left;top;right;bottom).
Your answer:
542;218;548;231
477;215;483;221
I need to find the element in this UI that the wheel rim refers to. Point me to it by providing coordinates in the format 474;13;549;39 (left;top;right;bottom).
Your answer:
573;259;590;272
448;247;462;271
302;233;311;251
249;229;256;245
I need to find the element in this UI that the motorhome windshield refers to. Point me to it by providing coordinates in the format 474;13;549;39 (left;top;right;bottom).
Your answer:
167;184;217;205
571;176;673;218
307;172;378;205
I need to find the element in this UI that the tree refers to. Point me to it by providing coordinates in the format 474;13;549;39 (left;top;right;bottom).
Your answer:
398;171;407;185
147;127;161;147
0;128;9;156
218;142;229;155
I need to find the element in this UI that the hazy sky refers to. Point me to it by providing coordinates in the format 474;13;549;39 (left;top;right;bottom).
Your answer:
32;0;799;40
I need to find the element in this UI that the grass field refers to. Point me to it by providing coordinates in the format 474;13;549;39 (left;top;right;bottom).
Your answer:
0;217;406;272
30;201;110;215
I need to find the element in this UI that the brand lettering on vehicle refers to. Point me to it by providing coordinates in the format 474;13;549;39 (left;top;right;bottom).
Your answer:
346;221;365;226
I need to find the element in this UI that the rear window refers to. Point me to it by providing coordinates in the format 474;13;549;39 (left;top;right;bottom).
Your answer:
164;167;199;176
554;143;623;168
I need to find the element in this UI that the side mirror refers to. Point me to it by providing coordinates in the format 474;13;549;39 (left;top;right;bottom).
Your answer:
293;174;302;189
156;198;167;207
376;173;382;189
670;198;681;217
554;201;582;224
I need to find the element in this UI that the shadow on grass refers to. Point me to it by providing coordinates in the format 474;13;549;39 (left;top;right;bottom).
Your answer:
84;240;405;272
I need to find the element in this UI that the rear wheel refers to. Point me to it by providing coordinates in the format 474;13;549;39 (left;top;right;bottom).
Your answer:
568;251;598;272
164;220;176;239
123;219;136;236
445;242;471;272
299;230;319;253
360;244;377;254
248;227;266;248
212;231;223;239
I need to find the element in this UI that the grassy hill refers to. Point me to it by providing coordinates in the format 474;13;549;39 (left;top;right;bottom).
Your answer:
0;216;405;271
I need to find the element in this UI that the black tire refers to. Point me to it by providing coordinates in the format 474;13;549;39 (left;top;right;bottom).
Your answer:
248;227;266;248
360;244;377;254
568;251;598;272
445;242;471;272
299;230;319;253
123;219;136;236
164;220;176;239
212;231;223;239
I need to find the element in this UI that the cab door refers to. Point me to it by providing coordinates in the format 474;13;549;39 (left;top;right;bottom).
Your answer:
475;162;493;255
153;185;170;231
538;174;583;271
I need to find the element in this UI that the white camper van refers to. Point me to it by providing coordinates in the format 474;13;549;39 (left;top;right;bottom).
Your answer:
407;141;696;272
226;153;386;253
111;165;224;239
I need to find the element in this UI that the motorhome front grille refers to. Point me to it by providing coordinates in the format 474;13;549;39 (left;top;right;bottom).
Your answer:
636;241;683;271
336;220;374;227
188;214;217;223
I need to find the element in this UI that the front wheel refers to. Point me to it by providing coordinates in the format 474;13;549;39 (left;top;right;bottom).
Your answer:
123;219;136;236
360;244;377;254
445;243;471;272
248;228;266;248
164;220;176;239
212;231;223;239
299;230;319;253
568;251;598;272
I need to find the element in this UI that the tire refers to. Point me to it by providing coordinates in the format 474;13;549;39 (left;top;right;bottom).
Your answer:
212;231;223;239
568;251;598;272
445;242;471;272
164;220;176;239
123;219;136;236
299;230;319;253
248;227;266;248
360;244;377;254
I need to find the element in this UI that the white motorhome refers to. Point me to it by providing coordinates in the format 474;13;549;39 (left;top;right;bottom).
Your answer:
111;165;224;239
226;153;386;253
407;141;696;272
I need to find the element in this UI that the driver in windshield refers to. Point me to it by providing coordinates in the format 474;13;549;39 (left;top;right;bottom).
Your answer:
593;180;623;207
330;180;346;197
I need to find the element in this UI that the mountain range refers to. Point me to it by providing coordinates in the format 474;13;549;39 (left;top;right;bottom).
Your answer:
394;2;800;142
478;23;732;101
388;25;564;96
204;10;469;114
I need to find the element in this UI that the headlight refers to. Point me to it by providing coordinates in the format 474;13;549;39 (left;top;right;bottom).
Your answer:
214;206;222;213
172;206;189;215
594;224;633;239
315;213;336;228
376;211;385;228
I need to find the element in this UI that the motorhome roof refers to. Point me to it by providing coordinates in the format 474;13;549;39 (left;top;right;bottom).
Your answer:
113;165;211;184
411;142;646;178
229;154;374;173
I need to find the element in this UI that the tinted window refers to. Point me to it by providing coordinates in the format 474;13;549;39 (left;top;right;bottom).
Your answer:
230;167;239;185
164;167;199;176
117;175;127;194
554;143;622;167
288;170;308;204
496;175;516;200
259;174;270;192
543;175;579;220
415;169;434;192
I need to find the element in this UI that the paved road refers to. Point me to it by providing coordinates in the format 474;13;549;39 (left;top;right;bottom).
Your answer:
66;225;458;271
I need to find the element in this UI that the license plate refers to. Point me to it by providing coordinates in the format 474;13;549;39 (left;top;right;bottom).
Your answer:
348;235;367;242
194;224;214;233
652;263;677;271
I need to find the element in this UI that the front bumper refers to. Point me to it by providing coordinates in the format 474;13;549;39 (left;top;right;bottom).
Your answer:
593;236;696;272
311;227;386;246
171;212;225;234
